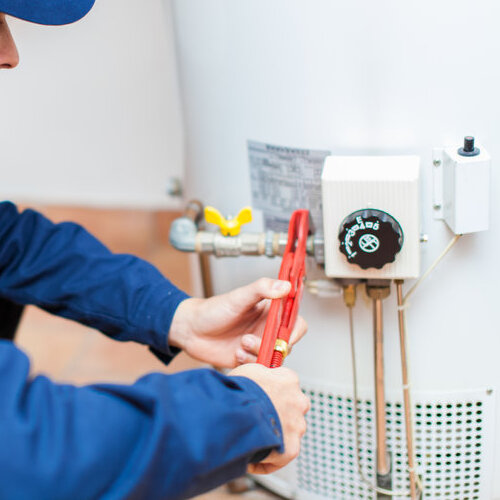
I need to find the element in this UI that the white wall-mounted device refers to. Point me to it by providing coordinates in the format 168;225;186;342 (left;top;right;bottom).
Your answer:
433;138;491;235
321;156;420;279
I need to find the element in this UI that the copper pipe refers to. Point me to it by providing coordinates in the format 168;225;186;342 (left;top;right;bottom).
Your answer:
199;253;214;298
181;200;214;298
347;285;414;498
182;199;204;224
373;295;390;476
395;280;418;499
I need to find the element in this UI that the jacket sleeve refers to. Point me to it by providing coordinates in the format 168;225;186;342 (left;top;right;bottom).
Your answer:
0;341;283;500
0;202;189;361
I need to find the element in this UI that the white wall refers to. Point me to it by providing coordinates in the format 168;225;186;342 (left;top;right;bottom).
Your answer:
0;0;184;208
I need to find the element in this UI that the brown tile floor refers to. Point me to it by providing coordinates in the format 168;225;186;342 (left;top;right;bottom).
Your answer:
13;205;280;500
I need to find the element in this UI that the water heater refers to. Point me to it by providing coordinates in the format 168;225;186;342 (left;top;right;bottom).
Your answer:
169;1;499;498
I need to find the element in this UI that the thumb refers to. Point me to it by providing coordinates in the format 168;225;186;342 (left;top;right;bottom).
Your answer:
226;278;291;310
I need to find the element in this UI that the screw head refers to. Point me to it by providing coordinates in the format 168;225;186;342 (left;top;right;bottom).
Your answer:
433;159;442;167
433;204;442;210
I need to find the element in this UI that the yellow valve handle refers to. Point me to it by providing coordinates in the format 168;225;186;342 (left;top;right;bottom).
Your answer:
204;206;252;236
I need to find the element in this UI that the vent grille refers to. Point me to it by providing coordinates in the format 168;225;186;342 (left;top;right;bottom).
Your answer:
298;383;494;500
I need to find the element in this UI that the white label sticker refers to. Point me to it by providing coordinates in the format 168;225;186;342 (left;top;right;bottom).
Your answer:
248;140;330;232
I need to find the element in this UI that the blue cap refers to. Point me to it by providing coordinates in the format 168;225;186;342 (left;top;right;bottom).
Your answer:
0;0;96;25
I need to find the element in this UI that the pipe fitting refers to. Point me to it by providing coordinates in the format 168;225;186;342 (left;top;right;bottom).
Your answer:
310;232;325;264
169;216;197;252
183;199;204;224
169;209;325;262
195;232;267;257
272;232;289;256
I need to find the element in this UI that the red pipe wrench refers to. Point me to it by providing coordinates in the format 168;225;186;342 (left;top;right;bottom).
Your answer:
257;209;309;368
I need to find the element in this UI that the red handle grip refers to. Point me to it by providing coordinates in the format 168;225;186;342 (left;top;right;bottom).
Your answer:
257;209;309;368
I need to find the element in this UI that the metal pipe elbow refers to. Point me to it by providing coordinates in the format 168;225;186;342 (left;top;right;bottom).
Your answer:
169;216;197;252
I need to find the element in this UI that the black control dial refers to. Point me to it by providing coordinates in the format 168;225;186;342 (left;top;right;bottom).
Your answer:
338;209;404;270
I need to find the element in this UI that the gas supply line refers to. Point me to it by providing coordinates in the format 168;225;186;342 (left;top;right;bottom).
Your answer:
172;199;215;298
169;200;324;263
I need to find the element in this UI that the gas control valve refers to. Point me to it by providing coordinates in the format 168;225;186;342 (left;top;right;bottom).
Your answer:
338;209;403;270
321;155;419;279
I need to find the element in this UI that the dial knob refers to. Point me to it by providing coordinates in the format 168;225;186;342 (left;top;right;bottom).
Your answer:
338;209;403;270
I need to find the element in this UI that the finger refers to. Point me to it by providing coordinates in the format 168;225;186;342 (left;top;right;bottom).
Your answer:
289;316;308;346
248;450;288;474
241;334;262;356
247;462;281;475
302;393;311;414
235;348;258;365
226;278;291;312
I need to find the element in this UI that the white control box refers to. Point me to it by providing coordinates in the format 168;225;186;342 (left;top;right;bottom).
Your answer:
433;144;491;234
321;156;420;279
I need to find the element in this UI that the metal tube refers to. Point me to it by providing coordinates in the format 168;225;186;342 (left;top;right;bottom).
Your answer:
347;284;414;498
199;253;214;298
182;199;204;223
373;295;390;476
172;221;323;261
195;231;285;257
169;200;204;253
395;280;418;500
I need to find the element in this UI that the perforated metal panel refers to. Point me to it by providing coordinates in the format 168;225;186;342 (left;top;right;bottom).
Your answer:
298;381;495;500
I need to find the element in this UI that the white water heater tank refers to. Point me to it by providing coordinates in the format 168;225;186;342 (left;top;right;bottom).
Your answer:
170;1;500;498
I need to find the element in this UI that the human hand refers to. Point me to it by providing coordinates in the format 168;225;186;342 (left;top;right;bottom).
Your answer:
169;278;308;368
229;363;310;474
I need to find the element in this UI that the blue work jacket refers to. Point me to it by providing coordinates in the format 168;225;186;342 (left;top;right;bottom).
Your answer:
0;201;283;500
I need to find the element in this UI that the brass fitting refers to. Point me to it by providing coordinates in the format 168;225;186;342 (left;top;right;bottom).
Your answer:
366;285;391;301
274;339;289;358
343;284;357;308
